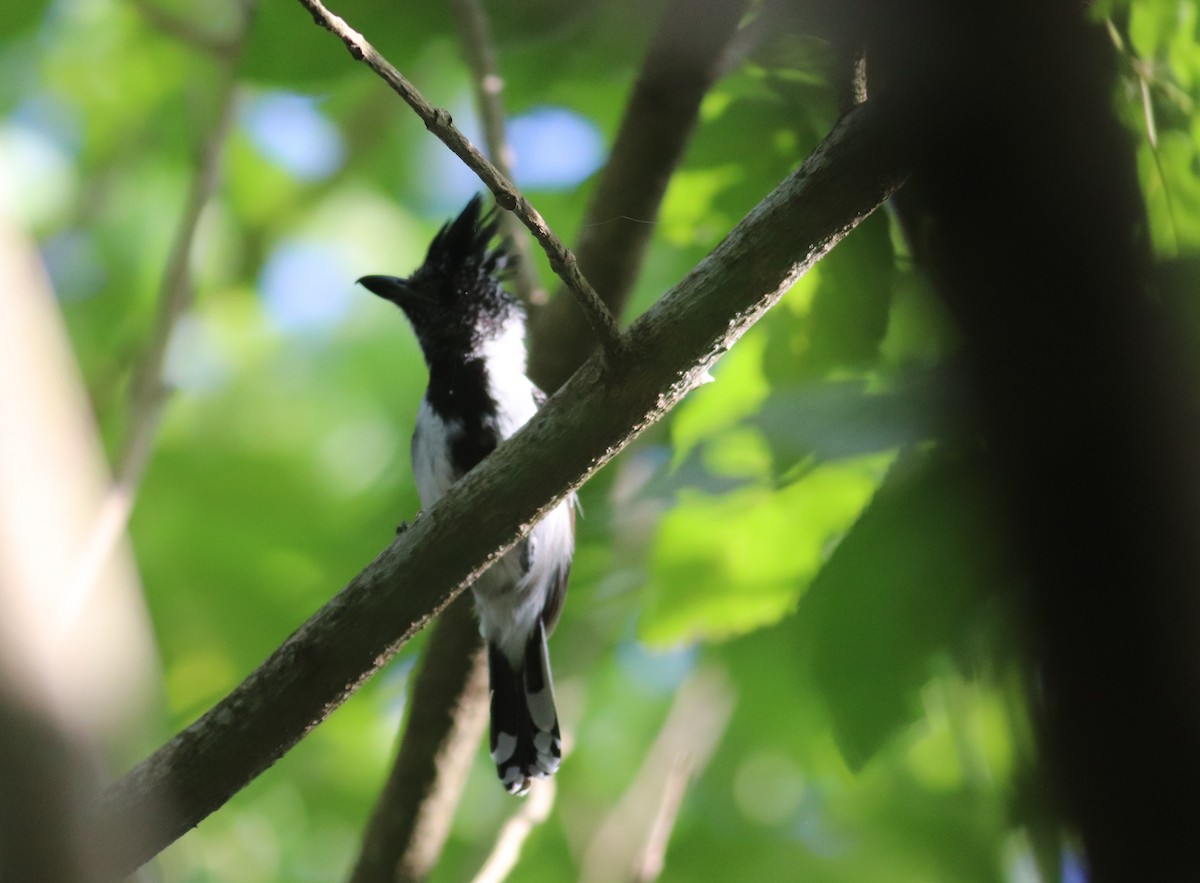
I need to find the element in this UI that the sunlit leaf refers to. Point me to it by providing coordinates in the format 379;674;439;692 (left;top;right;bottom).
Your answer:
641;455;890;646
800;450;1009;769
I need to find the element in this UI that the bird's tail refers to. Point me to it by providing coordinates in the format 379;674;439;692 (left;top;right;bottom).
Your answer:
487;619;562;795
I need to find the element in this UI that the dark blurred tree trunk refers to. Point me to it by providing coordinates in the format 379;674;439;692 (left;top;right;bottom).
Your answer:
866;3;1200;879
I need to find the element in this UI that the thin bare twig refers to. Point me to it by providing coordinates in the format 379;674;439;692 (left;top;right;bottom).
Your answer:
633;756;691;882
580;668;735;883
527;0;748;391
58;10;251;636
295;0;622;357
450;0;545;306
126;0;242;58
471;777;557;883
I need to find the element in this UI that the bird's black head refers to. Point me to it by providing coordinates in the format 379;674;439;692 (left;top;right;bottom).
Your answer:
358;196;522;363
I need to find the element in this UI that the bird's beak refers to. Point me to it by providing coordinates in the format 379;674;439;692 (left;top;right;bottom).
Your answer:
357;275;421;306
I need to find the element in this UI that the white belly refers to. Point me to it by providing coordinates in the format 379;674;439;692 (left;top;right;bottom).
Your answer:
473;496;573;661
410;386;573;664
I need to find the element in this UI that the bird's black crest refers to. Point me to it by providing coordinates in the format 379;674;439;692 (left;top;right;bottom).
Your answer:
417;194;515;288
360;195;523;362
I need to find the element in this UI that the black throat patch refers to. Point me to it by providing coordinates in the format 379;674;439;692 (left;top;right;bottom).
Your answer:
426;356;501;473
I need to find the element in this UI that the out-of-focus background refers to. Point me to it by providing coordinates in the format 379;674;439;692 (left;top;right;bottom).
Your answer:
0;0;1196;880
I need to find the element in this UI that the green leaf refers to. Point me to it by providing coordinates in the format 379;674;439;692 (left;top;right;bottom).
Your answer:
0;0;49;37
796;209;895;377
800;449;1008;769
641;455;889;646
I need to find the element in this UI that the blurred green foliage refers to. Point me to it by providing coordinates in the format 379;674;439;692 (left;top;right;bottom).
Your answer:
2;0;1194;880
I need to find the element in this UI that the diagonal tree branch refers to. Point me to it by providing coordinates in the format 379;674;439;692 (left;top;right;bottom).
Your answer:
527;0;749;391
93;98;907;877
295;0;622;357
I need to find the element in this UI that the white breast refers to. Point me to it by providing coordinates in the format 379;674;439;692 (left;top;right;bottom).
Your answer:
473;496;574;662
480;317;539;438
411;399;462;507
